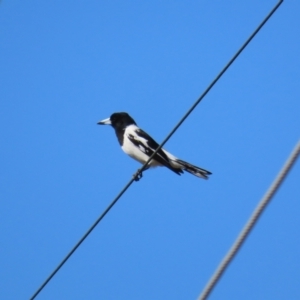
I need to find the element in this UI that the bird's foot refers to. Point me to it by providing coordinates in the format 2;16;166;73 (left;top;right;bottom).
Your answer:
133;169;143;181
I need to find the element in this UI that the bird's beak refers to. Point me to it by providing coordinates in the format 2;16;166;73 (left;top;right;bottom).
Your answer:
97;117;111;125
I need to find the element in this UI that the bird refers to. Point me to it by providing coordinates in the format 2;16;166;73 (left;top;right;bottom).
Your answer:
97;112;212;181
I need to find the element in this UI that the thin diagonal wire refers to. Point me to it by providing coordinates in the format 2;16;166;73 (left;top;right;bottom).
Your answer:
30;2;282;299
198;140;300;300
29;177;137;300
135;0;283;178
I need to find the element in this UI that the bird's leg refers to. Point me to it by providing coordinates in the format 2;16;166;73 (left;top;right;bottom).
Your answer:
133;169;143;181
133;165;150;181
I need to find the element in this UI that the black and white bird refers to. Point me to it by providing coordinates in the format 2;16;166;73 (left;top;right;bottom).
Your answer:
98;112;212;181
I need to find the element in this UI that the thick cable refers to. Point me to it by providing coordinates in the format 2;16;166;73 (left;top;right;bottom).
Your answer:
30;2;283;298
198;140;300;300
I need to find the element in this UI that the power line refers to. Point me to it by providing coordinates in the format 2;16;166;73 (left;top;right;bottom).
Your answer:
29;1;283;299
198;140;300;300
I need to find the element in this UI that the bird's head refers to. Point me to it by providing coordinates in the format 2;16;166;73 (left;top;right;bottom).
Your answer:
97;112;136;130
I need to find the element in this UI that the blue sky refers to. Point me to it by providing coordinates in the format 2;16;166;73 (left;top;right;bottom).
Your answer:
1;1;299;299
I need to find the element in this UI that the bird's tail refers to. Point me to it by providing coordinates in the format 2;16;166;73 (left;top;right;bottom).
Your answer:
175;159;212;180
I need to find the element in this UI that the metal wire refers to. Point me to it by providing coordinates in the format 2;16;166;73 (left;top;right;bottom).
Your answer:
29;2;283;299
133;0;284;179
198;140;300;300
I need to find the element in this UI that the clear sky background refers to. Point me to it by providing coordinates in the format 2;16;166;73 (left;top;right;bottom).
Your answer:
1;1;299;299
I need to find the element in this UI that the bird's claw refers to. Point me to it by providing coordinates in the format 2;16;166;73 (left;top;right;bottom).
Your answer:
133;169;143;181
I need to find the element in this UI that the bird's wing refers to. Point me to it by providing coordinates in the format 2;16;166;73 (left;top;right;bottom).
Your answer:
126;128;182;174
